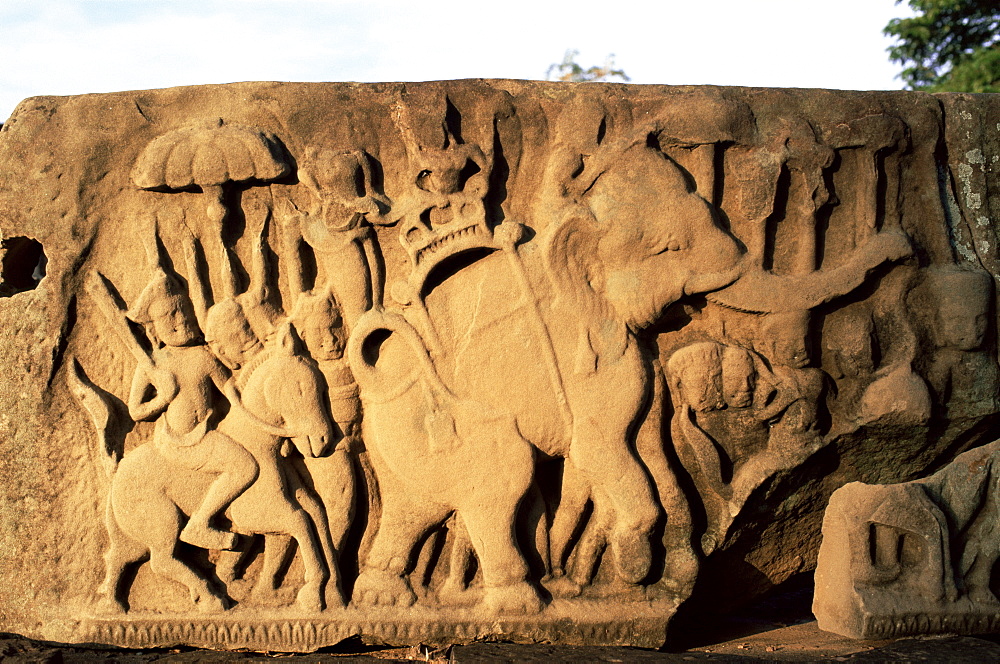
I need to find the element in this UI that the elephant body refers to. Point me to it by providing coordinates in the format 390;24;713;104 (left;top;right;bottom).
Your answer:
349;137;744;613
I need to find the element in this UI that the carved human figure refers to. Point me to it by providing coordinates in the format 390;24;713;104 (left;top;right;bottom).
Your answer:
666;342;770;504
126;269;259;551
754;311;827;454
923;267;1000;419
665;334;831;547
280;149;391;332
824;305;877;406
183;208;342;607
291;288;360;553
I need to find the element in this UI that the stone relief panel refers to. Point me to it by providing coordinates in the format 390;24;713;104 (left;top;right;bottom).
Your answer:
0;82;998;650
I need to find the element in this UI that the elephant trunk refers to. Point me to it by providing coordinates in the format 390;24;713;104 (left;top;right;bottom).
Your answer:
683;244;746;297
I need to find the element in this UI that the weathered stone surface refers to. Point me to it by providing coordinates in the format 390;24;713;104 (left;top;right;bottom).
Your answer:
814;437;1000;640
0;80;998;650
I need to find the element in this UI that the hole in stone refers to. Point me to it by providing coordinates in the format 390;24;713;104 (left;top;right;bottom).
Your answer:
1;236;47;297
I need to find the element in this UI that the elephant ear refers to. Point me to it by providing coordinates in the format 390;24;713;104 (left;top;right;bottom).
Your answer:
544;204;604;313
544;204;630;374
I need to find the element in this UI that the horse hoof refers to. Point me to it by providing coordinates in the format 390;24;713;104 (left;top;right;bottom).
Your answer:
95;595;127;616
180;523;238;551
196;593;228;613
352;569;416;608
485;581;544;615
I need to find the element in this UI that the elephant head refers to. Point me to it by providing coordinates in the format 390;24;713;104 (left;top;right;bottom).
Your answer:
545;140;743;331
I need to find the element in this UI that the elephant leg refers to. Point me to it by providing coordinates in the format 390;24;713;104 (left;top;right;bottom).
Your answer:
569;414;659;585
964;550;1000;604
354;492;444;608
461;500;544;615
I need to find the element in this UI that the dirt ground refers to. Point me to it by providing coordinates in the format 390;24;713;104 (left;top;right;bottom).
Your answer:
5;579;1000;662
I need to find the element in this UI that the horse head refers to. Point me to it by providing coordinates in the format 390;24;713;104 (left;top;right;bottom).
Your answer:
243;323;336;458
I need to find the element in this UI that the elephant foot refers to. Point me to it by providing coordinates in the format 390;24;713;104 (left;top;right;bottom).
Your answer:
484;581;544;615
612;530;652;584
295;580;325;613
968;587;1000;606
353;568;417;608
541;574;582;599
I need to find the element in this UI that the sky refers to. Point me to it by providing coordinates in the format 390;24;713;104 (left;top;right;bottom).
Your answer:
1;0;916;122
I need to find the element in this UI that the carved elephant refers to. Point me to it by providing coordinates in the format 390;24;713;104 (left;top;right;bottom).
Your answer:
346;133;744;614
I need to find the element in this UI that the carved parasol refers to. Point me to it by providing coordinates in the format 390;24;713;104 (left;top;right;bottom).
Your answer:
131;118;291;298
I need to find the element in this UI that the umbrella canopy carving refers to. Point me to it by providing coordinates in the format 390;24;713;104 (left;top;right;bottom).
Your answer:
131;118;292;299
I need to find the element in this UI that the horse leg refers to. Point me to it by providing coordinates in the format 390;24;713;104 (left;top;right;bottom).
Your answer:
125;499;226;612
290;463;344;607
98;498;148;614
282;509;331;612
300;450;356;553
215;546;251;587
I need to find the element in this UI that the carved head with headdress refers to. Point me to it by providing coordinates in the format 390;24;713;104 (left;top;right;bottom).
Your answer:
204;298;262;371
127;268;200;347
290;289;346;362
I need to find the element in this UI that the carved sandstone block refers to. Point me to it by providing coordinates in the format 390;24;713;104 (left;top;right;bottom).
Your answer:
0;81;997;650
814;438;1000;639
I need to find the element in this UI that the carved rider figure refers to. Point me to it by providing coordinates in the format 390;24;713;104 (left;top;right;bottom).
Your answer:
126;269;259;551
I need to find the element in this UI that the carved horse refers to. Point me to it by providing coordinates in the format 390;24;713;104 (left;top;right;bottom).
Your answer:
71;325;339;614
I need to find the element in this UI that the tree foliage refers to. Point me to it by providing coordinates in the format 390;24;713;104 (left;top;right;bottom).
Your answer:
885;0;1000;92
546;49;631;83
